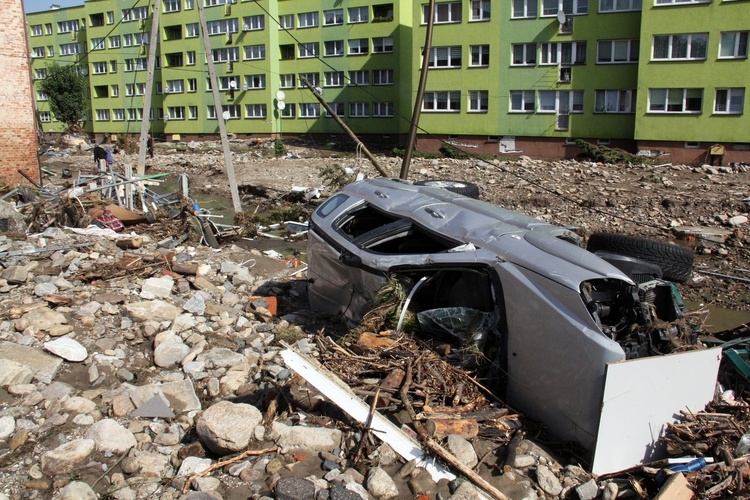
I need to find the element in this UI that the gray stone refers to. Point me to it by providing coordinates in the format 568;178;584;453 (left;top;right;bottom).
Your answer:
154;341;190;368
21;307;67;331
34;282;58;297
0;341;63;384
181;493;223;500
177;456;212;477
0;415;15;440
87;419;137;454
130;393;175;419
58;481;97;500
140;276;174;298
41;381;73;400
446;435;478;469
271;422;342;454
44;337;88;362
196;347;246;369
329;482;368;500
183;293;206;315
194;476;222;492
536;464;563;496
366;467;399;499
576;479;599;500
124;300;182;322
160;378;201;413
0;359;34;387
1;266;27;284
512;453;537;468
196;401;262;455
602;482;618;500
172;313;198;333
76;301;102;317
40;438;96;475
129;449;170;477
274;476;316;500
49;324;75;337
729;215;748;226
0;200;26;233
448;482;482;499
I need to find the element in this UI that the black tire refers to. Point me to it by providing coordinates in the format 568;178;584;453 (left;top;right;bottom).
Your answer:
586;233;694;283
414;179;480;199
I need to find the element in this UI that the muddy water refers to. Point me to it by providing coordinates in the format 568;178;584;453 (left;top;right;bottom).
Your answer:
686;301;750;333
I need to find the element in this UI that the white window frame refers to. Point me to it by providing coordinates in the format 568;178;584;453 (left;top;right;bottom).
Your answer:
428;46;462;68
166;79;184;93
188;78;197;92
280;74;295;89
37;91;49;101
189;105;198;119
136;83;146;95
349;70;369;86
597;39;639;64
540;42;587;65
598;0;641;12
245;74;266;89
542;0;588;16
298;12;318;28
423;2;462;24
111;85;119;97
471;0;491;21
279;14;294;30
719;31;748;59
186;23;199;37
348;6;369;23
652;33;708;61
655;0;709;4
512;0;538;18
470;45;490;67
348;39;369;55
31;47;45;58
245;104;267;119
164;0;181;12
714;88;744;115
325;72;345;87
243;15;264;31
57;20;80;33
107;11;114;23
187;51;196;65
244;44;265;60
280;103;296;118
95;109;111;121
324;9;344;26
373;69;394;86
123;34;133;47
299;42;319;58
422;91;461;112
219;76;240;91
648;88;703;114
109;36;121;48
299;103;321;118
206;19;238;35
298;73;320;88
35;68;47;80
91;38;105;51
212;47;239;63
349;102;369;117
469;90;489;113
59;43;83;56
373;37;394;54
167;106;185;120
594;89;636;113
92;61;107;74
510;90;535;113
31;25;43;36
326;102;345;117
373;102;394;118
39;111;51;122
125;84;135;96
512;43;536;66
325;40;344;57
537;90;584;113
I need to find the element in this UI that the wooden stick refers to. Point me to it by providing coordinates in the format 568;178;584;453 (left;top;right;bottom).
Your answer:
182;446;277;493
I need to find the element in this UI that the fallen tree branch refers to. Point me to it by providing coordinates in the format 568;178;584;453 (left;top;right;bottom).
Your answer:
182;446;277;494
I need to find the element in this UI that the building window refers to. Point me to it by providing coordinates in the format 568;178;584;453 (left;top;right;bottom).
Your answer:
244;45;265;60
241;74;263;90
594;90;636;113
45;23;53;35
373;3;394;21
510;90;535;112
164;0;181;12
136;83;146;95
207;105;241;119
205;0;231;6
111;85;119;97
373;102;394;117
298;73;320;87
373;37;394;54
109;36;121;48
599;0;641;12
166;80;184;93
325;71;344;87
655;0;709;4
298;12;318;28
135;33;150;46
31;25;43;36
326;103;345;117
126;108;139;120
299;42;319;58
186;51;196;65
652;34;708;61
37;91;49;101
96;109;111;121
187;78;197;92
39;111;51;122
123;34;133;47
349;70;369;86
469;45;490;67
280;44;295;60
648;88;703;113
324;9;344;25
471;0;491;21
167;106;185;120
538;90;584;113
185;0;194;9
373;69;394;85
325;40;344;57
125;84;134;96
107;109;122;121
714;88;744;114
300;103;321;117
279;14;294;30
212;47;239;63
281;103;296;118
542;0;588;15
91;38;105;51
59;43;83;56
31;47;45;58
242;15;264;31
206;19;238;35
512;43;536;65
428;46;462;68
349;102;369;117
512;0;538;18
92;62;107;74
245;104;267;118
541;42;587;64
423;91;461;112
597;39;639;63
35;68;47;80
57;20;80;33
186;23;199;37
348;39;369;55
47;46;54;57
219;76;240;91
469;91;489;112
719;31;748;59
280;74;295;89
349;6;369;23
423;2;462;24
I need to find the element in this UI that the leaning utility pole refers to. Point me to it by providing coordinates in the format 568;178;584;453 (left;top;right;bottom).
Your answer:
197;2;242;213
299;76;389;177
137;0;161;175
400;0;435;180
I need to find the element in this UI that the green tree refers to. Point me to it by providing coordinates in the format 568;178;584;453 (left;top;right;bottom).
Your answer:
37;63;87;132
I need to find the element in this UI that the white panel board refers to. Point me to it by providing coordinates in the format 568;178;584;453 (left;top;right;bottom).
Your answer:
592;347;722;475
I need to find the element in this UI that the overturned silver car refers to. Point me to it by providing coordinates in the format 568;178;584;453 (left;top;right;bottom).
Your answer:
307;178;720;473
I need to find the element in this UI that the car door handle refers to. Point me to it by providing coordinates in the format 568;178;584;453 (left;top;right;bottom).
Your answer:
425;207;445;218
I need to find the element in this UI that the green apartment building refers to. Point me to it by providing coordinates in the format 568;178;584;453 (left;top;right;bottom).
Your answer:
26;0;750;163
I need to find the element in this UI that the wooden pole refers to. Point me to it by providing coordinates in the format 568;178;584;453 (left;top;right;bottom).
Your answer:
198;2;243;214
299;76;389;178
137;0;161;176
400;0;436;180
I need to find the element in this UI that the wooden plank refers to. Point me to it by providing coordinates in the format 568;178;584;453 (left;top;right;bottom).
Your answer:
654;472;693;500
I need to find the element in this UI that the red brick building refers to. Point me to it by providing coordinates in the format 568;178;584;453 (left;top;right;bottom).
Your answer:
0;1;40;186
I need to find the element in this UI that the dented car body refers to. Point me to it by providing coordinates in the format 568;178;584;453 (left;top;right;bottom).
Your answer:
307;178;709;460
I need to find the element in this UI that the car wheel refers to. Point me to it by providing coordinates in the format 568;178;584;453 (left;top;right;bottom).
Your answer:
586;232;694;283
414;180;480;199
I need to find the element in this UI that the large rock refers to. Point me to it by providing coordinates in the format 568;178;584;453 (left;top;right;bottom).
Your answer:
446;435;478;469
0;341;62;384
0;359;34;387
366;467;399;499
43;338;88;362
40;439;96;475
196;401;262;455
87;419;137;454
0;200;26;233
196;348;247;369
274;476;316;500
141;276;174;298
536;464;563;496
153;340;190;368
57;481;97;500
124;300;182;322
21;307;67;332
0;416;15;440
177;456;212;477
271;422;342;453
